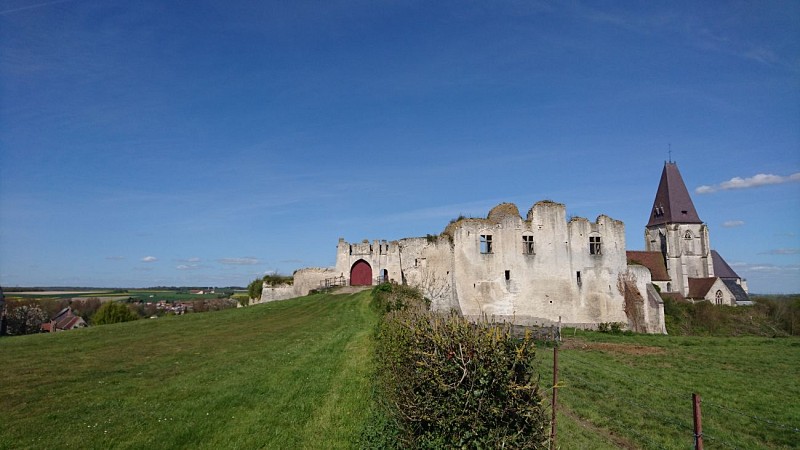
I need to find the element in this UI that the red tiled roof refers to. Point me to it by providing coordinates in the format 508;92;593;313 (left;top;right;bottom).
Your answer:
688;277;718;299
627;251;671;281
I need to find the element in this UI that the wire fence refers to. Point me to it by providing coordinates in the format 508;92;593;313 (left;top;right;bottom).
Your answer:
539;339;799;450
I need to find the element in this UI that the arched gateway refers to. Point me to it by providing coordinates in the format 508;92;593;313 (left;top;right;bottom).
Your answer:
350;260;373;286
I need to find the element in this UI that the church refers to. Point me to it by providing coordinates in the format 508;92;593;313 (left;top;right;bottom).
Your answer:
627;162;750;306
262;162;750;333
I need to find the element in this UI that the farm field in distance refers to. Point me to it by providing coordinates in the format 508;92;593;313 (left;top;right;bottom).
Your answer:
4;288;242;303
1;290;797;449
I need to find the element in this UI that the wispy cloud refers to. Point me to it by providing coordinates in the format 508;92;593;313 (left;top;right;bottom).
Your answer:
696;172;800;194
721;220;744;228
176;264;203;270
177;257;202;263
141;256;158;263
0;0;73;16
758;248;800;256
218;257;260;265
106;256;125;261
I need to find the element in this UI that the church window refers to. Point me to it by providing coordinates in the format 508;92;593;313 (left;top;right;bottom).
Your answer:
684;230;693;239
589;236;602;255
666;282;672;292
715;290;723;305
523;235;535;255
480;235;493;254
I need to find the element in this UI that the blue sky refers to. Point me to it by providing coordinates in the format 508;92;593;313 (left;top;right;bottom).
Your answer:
1;1;798;292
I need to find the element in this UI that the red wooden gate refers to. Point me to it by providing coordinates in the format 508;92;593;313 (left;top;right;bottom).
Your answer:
350;260;372;286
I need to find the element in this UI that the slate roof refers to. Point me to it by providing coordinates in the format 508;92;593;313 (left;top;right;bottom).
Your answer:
626;251;671;281
711;250;741;279
722;279;750;303
687;277;718;299
647;162;703;226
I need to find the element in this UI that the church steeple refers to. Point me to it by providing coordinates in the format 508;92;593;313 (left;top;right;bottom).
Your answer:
647;162;702;226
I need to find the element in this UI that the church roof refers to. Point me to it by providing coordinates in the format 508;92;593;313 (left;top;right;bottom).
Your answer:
722;279;750;303
626;251;670;281
687;277;718;299
647;162;703;226
711;250;741;279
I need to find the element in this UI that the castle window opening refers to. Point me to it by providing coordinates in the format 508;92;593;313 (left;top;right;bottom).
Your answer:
523;235;535;255
589;236;602;255
505;270;510;281
576;271;582;286
480;234;493;254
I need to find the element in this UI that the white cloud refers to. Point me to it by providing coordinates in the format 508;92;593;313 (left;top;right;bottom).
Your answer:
696;172;800;194
695;185;715;194
177;257;202;263
721;220;744;228
176;264;202;270
218;257;260;265
141;256;158;262
758;248;800;255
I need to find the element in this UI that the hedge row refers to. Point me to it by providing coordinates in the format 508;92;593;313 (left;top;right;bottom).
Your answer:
366;283;549;448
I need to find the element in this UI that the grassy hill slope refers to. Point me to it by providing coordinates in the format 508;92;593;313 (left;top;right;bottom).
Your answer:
0;291;377;449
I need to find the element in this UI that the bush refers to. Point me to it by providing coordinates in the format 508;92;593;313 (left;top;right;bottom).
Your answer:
92;302;139;325
373;307;549;448
371;282;428;314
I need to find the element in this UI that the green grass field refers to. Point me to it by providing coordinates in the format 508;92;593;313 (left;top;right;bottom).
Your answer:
538;331;800;449
0;291;377;449
2;291;798;449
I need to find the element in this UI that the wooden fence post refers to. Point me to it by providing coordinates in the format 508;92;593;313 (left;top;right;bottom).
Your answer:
693;392;703;450
551;345;559;450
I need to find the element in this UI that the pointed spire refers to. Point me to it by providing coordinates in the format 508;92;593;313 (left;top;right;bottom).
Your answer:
647;162;703;226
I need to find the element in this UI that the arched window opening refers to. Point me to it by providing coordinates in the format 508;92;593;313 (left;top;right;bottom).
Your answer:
715;290;723;305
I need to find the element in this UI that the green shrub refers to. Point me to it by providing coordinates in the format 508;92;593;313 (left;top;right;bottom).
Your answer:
92;301;139;325
374;308;549;448
370;282;428;314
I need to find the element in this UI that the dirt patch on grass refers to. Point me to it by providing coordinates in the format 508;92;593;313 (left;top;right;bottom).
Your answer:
561;341;666;356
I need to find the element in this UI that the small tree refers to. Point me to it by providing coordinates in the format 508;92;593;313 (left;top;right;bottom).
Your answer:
92;302;139;325
247;277;264;300
7;304;49;335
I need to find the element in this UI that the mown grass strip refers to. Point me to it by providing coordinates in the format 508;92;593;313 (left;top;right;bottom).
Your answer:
0;291;377;449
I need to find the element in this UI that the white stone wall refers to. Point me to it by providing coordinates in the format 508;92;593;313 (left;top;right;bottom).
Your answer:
296;200;666;333
449;202;629;327
257;284;296;304
702;278;736;306
292;267;339;296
